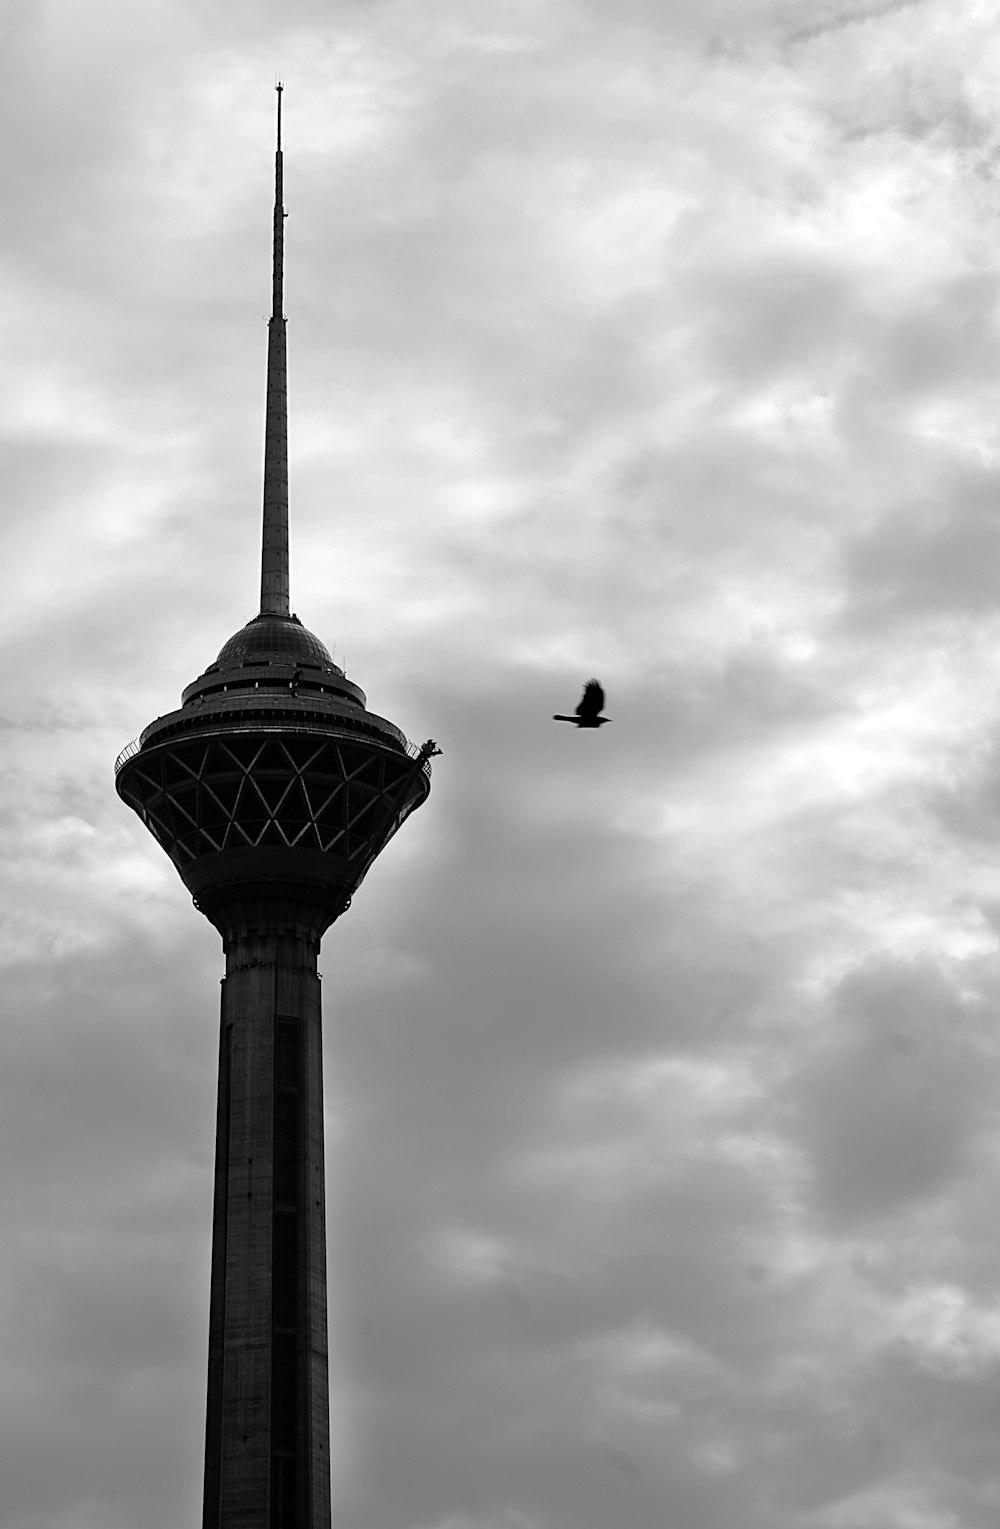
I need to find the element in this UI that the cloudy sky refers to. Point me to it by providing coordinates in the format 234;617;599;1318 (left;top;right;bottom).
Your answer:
6;0;1000;1525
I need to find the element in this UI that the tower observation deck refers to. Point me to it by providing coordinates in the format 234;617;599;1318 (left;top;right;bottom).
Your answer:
115;87;436;1529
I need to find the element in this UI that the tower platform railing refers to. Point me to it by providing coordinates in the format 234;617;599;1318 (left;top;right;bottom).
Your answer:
114;737;142;775
115;718;433;778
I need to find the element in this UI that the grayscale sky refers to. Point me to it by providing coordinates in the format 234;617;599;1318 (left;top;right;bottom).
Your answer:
4;1;1000;1526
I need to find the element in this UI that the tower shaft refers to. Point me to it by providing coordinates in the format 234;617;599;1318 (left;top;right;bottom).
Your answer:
203;913;331;1529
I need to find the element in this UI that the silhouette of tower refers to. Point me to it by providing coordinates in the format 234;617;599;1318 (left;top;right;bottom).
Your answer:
115;87;436;1528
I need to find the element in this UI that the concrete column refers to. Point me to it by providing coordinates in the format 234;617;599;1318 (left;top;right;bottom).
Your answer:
202;917;331;1529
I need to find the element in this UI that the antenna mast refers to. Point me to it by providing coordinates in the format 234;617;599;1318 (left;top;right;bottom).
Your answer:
260;82;290;616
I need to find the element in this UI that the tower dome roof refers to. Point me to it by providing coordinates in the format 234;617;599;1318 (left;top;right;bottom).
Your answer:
216;613;335;670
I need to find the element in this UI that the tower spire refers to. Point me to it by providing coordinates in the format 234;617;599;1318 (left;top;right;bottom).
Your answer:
260;82;289;616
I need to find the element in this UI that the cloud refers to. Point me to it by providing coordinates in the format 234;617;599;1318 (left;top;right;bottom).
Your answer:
784;955;997;1226
5;1;1000;1527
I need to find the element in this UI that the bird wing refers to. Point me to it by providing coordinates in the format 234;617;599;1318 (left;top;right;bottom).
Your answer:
576;679;605;718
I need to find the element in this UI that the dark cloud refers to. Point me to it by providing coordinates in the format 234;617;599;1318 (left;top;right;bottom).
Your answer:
786;956;997;1226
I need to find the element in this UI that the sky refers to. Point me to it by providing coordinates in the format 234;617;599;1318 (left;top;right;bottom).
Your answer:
5;0;1000;1525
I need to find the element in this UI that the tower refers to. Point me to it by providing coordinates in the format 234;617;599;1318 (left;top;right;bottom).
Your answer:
115;88;436;1528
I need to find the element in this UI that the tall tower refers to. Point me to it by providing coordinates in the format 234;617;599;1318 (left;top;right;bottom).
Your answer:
115;88;436;1529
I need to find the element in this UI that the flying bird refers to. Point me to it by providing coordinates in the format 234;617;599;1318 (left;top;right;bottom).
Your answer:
553;678;610;728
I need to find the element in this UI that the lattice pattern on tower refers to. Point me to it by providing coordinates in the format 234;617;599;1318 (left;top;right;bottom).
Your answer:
118;731;425;872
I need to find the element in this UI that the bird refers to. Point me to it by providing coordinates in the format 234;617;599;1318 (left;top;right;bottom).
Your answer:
553;678;610;728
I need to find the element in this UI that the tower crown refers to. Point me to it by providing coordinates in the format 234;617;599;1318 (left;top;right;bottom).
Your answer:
216;614;331;670
116;88;435;940
180;612;366;712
